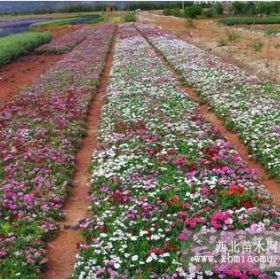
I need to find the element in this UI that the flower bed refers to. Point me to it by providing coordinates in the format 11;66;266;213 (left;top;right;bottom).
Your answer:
73;24;280;279
137;24;280;180
36;26;94;54
0;23;114;278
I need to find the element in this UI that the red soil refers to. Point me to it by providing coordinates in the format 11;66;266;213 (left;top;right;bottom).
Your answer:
36;25;83;40
0;54;62;107
42;32;116;279
138;12;280;84
0;25;84;109
137;25;280;206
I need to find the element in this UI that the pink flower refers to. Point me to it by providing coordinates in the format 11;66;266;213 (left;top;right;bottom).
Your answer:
185;217;205;228
211;211;232;229
177;232;188;241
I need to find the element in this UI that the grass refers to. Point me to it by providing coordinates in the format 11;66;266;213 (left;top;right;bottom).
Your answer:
30;17;80;28
0;31;51;67
123;14;137;22
85;15;104;24
30;14;104;28
0;12;103;22
219;16;280;26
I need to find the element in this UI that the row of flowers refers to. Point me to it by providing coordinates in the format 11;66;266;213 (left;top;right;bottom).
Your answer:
0;23;115;278
136;24;280;181
0;18;50;28
73;24;280;279
37;25;94;54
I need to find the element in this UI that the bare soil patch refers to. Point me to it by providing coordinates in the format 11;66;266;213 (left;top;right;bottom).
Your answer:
37;25;84;40
138;12;280;84
0;53;62;107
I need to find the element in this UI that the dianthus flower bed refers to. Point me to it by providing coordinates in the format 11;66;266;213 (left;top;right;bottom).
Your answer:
0;23;114;278
73;24;280;279
137;24;280;181
37;26;94;54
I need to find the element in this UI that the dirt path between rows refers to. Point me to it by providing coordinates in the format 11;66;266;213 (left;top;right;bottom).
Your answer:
0;53;62;108
136;25;280;206
42;34;115;279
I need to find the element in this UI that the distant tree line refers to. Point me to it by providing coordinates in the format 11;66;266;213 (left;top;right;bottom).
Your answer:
163;3;224;19
231;2;280;16
163;1;280;19
2;1;280;17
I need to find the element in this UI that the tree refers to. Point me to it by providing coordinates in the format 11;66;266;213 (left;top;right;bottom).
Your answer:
184;5;202;18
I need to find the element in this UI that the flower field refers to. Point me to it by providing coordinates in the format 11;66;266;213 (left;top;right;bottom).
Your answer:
73;24;280;279
37;26;94;54
137;24;280;180
0;23;114;278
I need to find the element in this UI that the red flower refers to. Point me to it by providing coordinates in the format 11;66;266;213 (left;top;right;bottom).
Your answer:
228;185;245;195
242;200;254;209
163;242;177;251
148;247;166;255
99;226;108;233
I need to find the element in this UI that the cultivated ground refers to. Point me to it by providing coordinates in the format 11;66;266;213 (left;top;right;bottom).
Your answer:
0;11;280;279
138;11;280;84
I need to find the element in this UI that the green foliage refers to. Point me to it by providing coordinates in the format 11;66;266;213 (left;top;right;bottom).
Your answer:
123;14;136;23
163;8;173;16
184;5;203;18
66;4;105;13
0;31;51;67
219;188;258;209
226;30;240;43
30;17;79;28
213;3;224;15
83;15;104;24
231;1;280;16
219;16;280;26
127;1;181;11
264;27;278;36
201;8;214;18
172;8;182;17
163;8;183;17
251;40;264;51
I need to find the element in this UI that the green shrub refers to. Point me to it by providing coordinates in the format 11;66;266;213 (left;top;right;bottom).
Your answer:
184;5;203;18
213;3;224;15
173;8;182;17
163;8;173;16
123;14;136;22
0;32;51;67
252;40;264;51
201;8;214;18
226;30;240;43
219;16;280;26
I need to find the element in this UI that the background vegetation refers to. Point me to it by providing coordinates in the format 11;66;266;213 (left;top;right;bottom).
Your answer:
0;31;51;67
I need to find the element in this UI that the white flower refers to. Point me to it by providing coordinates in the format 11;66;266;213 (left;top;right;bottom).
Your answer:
132;255;139;261
114;263;120;269
162;253;170;258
